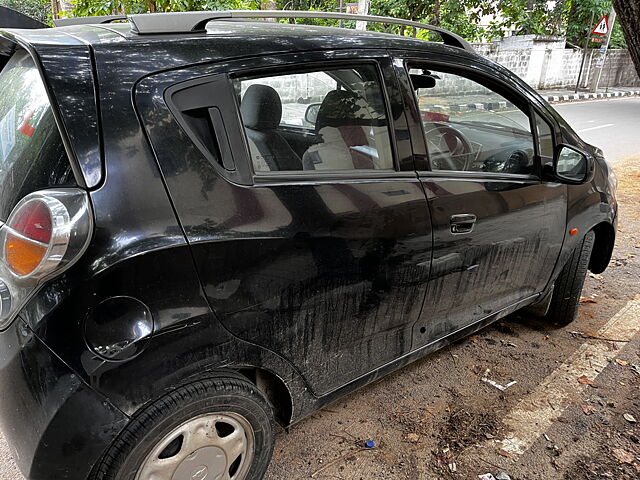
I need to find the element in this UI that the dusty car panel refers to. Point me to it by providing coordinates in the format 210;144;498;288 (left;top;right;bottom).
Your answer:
0;13;617;480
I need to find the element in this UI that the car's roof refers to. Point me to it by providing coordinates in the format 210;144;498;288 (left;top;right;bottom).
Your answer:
2;20;477;60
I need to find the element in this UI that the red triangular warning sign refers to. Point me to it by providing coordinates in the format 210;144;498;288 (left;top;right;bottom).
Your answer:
592;15;609;35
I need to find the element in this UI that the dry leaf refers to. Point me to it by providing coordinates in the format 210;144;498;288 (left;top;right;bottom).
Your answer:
612;448;635;464
615;358;629;366
623;413;637;423
579;297;597;303
577;375;597;387
497;448;511;458
581;404;597;415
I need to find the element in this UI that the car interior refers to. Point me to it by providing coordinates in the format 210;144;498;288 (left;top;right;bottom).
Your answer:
235;64;542;177
409;68;537;175
237;66;394;173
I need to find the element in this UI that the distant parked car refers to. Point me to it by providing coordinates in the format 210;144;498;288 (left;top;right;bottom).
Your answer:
0;10;617;480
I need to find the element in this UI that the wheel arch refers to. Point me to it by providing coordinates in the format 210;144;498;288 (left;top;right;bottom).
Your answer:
589;221;615;274
236;367;294;428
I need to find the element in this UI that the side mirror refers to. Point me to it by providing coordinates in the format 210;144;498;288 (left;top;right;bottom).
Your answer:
304;103;321;125
551;144;594;184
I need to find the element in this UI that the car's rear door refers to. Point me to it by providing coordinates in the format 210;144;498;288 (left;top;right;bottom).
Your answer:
392;52;566;347
136;50;432;396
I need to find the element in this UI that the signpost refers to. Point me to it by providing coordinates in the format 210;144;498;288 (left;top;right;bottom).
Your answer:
592;9;616;92
592;15;609;36
575;12;596;93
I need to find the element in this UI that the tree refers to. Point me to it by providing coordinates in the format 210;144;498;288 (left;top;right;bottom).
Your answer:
562;0;626;48
612;0;640;77
71;0;253;17
0;0;52;24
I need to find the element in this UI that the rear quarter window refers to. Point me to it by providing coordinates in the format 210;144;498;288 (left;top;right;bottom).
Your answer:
0;49;75;220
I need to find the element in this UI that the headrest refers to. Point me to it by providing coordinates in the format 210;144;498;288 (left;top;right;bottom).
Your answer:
315;89;382;132
240;84;282;130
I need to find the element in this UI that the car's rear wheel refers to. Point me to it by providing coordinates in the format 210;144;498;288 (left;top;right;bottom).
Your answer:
93;376;275;480
544;230;595;326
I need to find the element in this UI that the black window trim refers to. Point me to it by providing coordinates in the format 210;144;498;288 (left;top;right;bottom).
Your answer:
400;57;558;181
230;58;404;184
531;108;556;162
164;73;253;186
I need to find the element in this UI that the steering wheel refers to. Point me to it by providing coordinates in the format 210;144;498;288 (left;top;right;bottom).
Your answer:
424;124;473;171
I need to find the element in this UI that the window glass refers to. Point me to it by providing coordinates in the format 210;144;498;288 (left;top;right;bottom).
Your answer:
535;112;554;158
410;68;535;175
0;50;74;219
235;65;394;173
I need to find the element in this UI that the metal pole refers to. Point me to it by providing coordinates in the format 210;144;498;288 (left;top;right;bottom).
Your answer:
593;8;617;92
339;0;344;28
575;11;595;93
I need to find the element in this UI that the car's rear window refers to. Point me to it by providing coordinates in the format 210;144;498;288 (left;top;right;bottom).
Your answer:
0;49;75;220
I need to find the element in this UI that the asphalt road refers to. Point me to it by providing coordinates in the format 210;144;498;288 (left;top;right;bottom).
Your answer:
554;97;640;165
0;96;638;480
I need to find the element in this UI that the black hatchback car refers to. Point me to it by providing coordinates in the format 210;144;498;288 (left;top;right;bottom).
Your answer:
0;10;617;480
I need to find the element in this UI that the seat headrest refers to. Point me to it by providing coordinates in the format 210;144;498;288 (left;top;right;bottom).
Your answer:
315;89;382;132
240;84;282;130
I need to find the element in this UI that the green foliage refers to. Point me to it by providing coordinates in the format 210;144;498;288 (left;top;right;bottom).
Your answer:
561;0;626;48
65;0;627;49
71;0;252;17
0;0;52;24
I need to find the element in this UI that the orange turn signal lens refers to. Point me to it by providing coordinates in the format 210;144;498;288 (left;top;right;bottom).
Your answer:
569;228;579;236
4;233;48;276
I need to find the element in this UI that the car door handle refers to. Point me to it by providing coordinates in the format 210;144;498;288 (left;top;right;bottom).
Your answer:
450;214;476;234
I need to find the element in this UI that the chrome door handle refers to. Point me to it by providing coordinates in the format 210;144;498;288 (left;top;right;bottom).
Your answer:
450;213;476;234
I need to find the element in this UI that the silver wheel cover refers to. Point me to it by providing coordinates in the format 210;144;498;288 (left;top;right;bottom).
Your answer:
135;412;255;480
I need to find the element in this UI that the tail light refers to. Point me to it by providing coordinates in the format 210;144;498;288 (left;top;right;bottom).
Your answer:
0;189;92;329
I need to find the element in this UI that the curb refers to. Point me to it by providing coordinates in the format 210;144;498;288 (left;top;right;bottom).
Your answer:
432;90;639;114
544;90;640;103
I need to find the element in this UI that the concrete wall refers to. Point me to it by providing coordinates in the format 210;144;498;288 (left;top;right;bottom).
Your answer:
473;35;640;90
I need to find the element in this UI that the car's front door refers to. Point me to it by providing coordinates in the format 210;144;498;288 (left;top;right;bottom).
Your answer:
395;56;566;347
136;51;433;396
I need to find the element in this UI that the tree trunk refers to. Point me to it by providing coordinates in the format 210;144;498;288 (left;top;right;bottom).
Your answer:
612;0;640;79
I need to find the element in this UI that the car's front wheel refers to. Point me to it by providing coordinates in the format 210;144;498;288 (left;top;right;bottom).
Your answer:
544;230;596;326
93;375;275;480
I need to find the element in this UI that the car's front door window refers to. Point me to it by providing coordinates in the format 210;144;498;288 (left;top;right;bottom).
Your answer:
409;68;536;175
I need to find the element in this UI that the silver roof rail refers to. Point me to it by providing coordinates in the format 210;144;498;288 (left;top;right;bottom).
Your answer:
127;10;474;52
54;15;127;27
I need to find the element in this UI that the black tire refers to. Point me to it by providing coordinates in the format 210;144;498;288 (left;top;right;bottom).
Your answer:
92;375;275;480
544;230;595;326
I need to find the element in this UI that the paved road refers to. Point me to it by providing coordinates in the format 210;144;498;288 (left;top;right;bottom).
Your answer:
554;97;640;164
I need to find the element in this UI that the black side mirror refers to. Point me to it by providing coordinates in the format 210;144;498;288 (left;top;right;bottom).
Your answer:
550;144;594;184
304;103;321;125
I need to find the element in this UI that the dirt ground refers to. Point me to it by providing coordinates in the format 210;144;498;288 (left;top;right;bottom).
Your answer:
264;156;640;480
